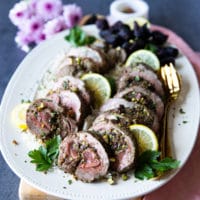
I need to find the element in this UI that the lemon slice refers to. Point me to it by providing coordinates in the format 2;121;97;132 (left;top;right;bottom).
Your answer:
129;124;158;154
81;73;111;108
125;17;150;30
11;103;30;131
125;49;160;71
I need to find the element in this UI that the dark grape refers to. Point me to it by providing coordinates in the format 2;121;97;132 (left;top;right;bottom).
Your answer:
118;26;133;41
104;34;123;47
110;21;125;32
160;57;175;66
122;40;145;55
99;29;113;38
156;46;179;59
164;46;179;57
133;22;151;40
151;31;168;45
96;18;109;30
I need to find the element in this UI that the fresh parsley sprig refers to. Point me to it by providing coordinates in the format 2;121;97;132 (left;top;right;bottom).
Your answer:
65;26;96;47
135;150;180;180
28;135;61;172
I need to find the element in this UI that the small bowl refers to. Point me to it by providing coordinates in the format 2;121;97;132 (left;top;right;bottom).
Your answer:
110;0;149;23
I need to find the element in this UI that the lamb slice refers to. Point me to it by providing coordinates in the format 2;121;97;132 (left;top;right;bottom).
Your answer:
58;131;109;182
118;64;164;97
26;98;77;140
115;85;165;120
55;56;104;78
67;46;109;73
58;134;81;173
51;75;91;105
100;98;134;113
90;120;136;173
97;102;160;133
75;131;109;182
92;112;131;129
48;90;84;124
90;39;127;66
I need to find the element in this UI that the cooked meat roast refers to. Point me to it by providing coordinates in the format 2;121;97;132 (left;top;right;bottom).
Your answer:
115;85;164;120
117;64;164;97
90;120;137;172
51;76;91;105
26;26;167;182
26;98;78;140
55;46;111;78
58;131;109;182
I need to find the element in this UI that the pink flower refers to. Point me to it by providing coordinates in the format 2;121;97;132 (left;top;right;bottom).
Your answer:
15;31;34;52
9;1;31;26
43;16;67;38
21;16;44;35
34;33;46;44
36;0;63;21
63;4;82;28
28;0;38;16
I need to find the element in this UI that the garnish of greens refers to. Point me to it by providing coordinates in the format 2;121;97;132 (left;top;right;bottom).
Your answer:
28;135;61;172
135;150;180;180
65;26;96;47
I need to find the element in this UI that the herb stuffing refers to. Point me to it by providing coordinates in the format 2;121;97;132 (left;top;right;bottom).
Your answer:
179;108;185;114
65;26;96;47
135;150;180;180
28;135;61;172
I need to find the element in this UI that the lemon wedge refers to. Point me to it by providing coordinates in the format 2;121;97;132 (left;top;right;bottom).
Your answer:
81;73;111;108
129;124;158;154
11;103;30;131
125;49;160;71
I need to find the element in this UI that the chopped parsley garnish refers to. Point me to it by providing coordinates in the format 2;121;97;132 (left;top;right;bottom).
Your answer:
179;108;185;114
68;179;73;185
65;26;96;47
134;76;140;82
21;99;31;103
145;43;158;53
135;150;180;180
183;120;188;124
28;135;61;172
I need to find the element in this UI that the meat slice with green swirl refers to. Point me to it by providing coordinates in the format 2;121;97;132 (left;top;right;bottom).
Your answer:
90;119;137;173
58;131;109;182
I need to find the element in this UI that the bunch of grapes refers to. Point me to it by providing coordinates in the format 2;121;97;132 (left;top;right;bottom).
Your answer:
96;18;179;66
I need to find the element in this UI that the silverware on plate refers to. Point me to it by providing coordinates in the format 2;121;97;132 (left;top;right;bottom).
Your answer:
160;63;181;159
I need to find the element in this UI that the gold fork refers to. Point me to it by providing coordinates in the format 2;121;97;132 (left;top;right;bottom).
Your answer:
160;63;181;159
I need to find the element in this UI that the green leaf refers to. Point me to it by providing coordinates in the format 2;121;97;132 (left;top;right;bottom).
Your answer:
150;157;180;172
135;164;155;180
46;135;61;160
137;150;160;164
28;149;52;171
134;150;180;180
65;26;96;47
28;135;61;172
145;43;158;53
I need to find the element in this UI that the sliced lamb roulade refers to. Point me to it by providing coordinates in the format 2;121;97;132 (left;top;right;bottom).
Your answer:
51;75;91;105
117;64;164;97
26;98;77;140
48;90;84;124
58;131;109;182
98;102;160;133
53;46;108;78
115;85;165;120
65;46;109;74
90;120;136;173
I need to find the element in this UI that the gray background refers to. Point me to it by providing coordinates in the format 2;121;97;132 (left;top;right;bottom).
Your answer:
0;0;200;199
